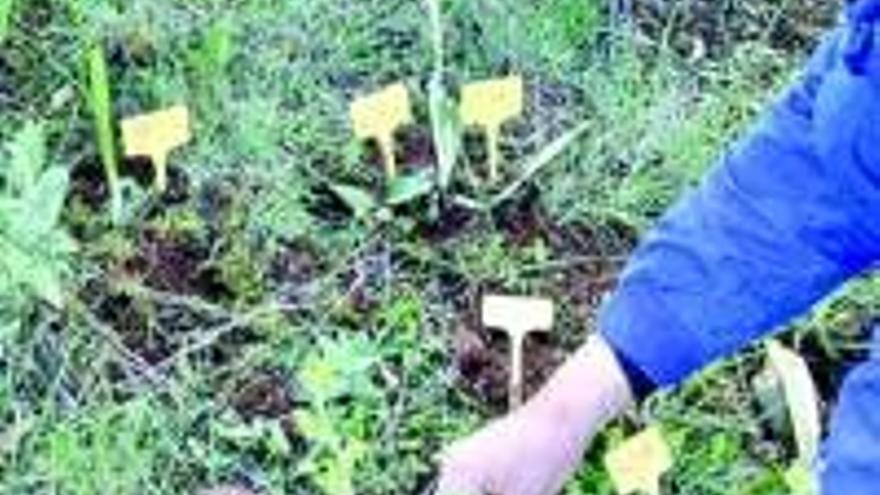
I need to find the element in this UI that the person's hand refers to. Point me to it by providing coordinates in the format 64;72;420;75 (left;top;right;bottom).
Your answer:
436;335;634;495
435;402;592;495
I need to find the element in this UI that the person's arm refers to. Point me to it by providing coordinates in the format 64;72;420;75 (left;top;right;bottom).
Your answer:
436;335;633;495
437;4;880;494
601;7;880;388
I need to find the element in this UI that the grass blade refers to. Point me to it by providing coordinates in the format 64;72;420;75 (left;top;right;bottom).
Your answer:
489;120;590;208
85;42;122;223
0;0;13;43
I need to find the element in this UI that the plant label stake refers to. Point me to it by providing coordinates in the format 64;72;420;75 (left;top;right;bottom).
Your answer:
460;76;524;182
481;295;553;410
605;427;672;495
350;83;413;180
121;105;191;192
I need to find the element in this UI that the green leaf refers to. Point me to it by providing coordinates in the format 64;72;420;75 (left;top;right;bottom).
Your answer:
5;121;45;194
26;167;70;236
0;0;12;43
429;77;462;191
85;42;122;223
490;121;590;207
385;170;435;206
329;184;377;219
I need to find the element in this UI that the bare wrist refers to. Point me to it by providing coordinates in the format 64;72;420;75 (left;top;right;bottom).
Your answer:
525;334;634;441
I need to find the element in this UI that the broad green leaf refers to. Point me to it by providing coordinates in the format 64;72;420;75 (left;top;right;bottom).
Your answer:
385;170;435;206
329;184;377;219
26;167;70;236
5;121;45;194
785;463;818;495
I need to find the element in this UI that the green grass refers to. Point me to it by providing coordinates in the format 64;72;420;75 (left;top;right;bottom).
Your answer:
0;0;859;494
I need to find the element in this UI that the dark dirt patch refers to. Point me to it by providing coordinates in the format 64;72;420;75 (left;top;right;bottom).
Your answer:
453;300;565;412
67;157;191;218
268;241;323;306
83;281;173;366
230;369;296;421
453;192;638;409
413;200;479;243
630;0;838;61
124;228;229;299
68;161;111;213
307;183;363;226
123;156;191;206
397;127;437;170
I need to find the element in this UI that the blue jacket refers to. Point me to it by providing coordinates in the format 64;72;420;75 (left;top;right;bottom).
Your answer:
599;1;880;492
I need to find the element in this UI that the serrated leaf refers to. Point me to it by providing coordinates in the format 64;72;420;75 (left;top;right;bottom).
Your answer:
5;121;45;194
26;257;64;308
385;170;435;206
329;184;377;219
26;167;70;236
605;427;672;495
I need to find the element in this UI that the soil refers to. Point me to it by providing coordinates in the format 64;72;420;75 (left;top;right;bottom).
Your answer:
452;191;637;410
68;160;111;213
124;156;191;207
229;369;296;421
453;306;565;412
124;228;229;298
629;0;838;61
267;241;322;307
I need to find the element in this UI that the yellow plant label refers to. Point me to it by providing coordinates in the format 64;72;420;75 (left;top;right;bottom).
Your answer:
349;83;412;178
605;427;672;495
121;105;191;191
350;83;413;139
459;76;524;181
459;76;524;128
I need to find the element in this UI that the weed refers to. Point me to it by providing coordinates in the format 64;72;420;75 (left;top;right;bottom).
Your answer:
0;121;74;323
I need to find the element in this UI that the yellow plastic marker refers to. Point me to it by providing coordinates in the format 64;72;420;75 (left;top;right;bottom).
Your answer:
121;105;191;192
349;83;413;179
481;295;553;409
460;76;524;182
605;427;673;495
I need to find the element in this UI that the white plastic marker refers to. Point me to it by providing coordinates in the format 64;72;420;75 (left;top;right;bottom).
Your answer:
766;340;821;493
460;76;524;182
605;426;673;495
350;82;413;180
481;295;553;409
121;105;191;192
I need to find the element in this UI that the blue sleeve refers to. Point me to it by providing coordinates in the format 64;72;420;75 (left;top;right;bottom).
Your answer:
600;4;880;388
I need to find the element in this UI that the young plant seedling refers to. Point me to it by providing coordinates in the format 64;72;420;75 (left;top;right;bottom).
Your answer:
121;105;191;192
481;295;553;410
460;76;524;182
350;83;413;180
604;427;673;495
